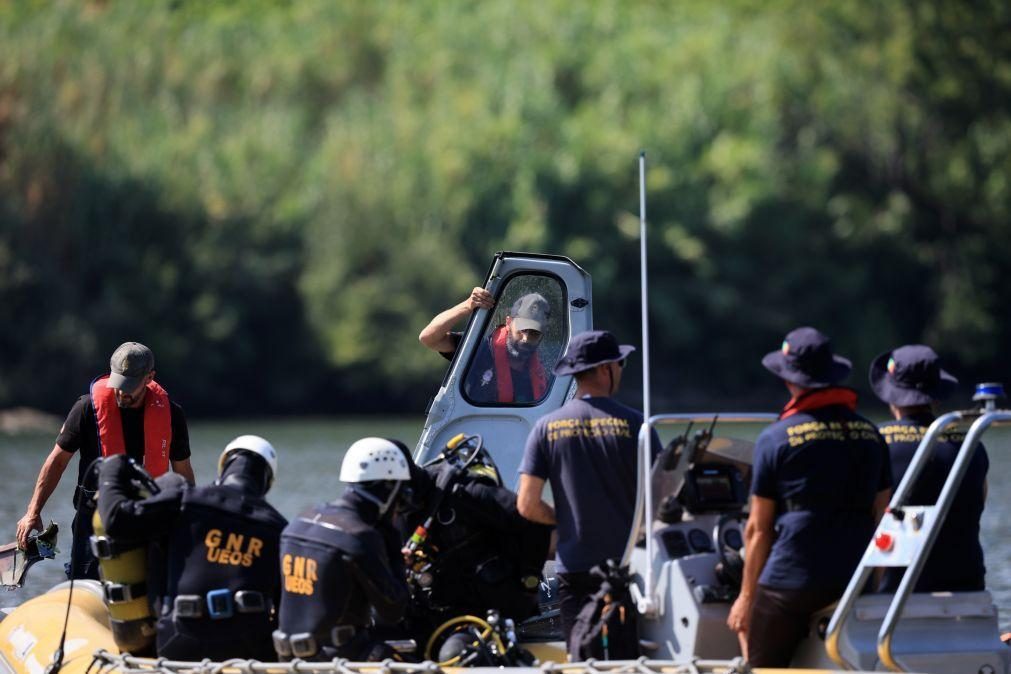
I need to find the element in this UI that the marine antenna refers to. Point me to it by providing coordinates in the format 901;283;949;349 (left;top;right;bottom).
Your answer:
637;151;657;612
639;151;651;431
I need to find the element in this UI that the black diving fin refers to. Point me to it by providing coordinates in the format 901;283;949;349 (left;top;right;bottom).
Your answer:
0;521;59;590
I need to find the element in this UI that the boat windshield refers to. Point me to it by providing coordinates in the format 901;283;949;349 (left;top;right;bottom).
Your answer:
649;431;755;521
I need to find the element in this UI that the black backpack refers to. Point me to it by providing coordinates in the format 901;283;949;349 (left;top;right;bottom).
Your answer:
571;561;640;661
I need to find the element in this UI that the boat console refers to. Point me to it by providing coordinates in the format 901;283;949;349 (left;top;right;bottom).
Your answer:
627;415;766;661
626;391;1011;673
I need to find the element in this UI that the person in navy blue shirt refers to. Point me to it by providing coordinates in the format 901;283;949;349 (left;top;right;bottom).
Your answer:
516;330;658;656
727;327;891;668
870;344;988;593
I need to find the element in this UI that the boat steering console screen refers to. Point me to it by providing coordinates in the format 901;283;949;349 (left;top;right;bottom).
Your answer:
678;464;747;513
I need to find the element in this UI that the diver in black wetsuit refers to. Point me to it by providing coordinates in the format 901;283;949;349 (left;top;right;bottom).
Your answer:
273;437;412;662
97;435;286;661
400;453;552;629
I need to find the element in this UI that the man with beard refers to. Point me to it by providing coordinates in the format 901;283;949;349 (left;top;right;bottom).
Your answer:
419;290;552;404
16;342;194;580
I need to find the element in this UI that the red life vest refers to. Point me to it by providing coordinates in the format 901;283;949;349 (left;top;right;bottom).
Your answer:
491;325;548;403
90;375;172;477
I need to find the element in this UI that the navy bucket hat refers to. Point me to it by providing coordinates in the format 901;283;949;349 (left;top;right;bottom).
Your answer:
869;344;958;407
553;330;635;376
761;326;852;389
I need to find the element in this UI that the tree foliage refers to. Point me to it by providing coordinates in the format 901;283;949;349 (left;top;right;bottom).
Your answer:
0;0;1008;414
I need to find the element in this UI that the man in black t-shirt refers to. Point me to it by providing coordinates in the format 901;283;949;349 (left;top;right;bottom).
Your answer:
16;342;194;579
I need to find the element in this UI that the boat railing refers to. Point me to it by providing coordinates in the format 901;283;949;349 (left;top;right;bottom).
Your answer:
824;401;1011;671
625;413;778;617
88;651;754;674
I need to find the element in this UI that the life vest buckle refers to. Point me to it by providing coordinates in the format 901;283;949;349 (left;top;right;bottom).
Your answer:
173;595;204;619
272;630;292;658
104;581;145;604
90;536;114;560
206;588;234;619
289;632;318;659
235;590;266;614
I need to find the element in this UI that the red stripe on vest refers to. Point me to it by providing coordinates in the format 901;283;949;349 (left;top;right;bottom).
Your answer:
90;376;172;477
491;325;547;403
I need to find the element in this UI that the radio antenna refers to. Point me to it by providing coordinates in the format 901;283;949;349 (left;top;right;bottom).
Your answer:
639;151;651;428
637;150;658;614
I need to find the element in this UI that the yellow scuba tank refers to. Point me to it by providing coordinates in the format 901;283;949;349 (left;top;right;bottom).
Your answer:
91;474;159;655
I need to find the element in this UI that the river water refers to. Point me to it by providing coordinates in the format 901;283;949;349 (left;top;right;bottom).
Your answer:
2;416;1009;633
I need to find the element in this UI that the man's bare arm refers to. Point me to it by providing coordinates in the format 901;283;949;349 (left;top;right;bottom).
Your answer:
516;473;556;525
419;287;494;353
872;488;891;524
171;458;196;485
17;445;74;548
727;495;775;637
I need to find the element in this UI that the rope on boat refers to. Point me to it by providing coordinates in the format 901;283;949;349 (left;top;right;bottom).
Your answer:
87;652;751;674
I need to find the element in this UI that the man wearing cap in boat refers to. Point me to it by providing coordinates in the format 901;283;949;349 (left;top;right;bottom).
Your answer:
870;344;988;593
97;435;286;660
727;327;892;668
419;289;552;403
516;329;659;657
15;341;195;580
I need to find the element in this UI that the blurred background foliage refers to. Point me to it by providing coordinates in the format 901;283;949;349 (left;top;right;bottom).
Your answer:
1;0;1008;415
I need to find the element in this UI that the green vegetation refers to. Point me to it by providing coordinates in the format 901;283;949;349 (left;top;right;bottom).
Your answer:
1;0;1008;414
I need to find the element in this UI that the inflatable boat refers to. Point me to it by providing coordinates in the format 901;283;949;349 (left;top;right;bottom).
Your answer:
3;253;1009;674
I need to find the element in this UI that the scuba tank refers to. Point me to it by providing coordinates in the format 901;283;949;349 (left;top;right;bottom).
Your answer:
403;433;548;633
90;459;165;655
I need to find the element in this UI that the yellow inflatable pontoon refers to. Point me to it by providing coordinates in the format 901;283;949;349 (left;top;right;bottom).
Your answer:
0;581;844;674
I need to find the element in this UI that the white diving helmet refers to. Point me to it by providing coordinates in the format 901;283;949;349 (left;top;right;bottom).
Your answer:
218;434;279;491
340;437;411;516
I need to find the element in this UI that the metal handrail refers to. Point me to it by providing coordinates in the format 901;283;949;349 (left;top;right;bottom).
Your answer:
625;412;778;616
875;410;1011;671
824;409;1011;671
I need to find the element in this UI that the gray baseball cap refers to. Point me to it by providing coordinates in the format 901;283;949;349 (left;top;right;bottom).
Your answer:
510;293;551;332
107;342;155;392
